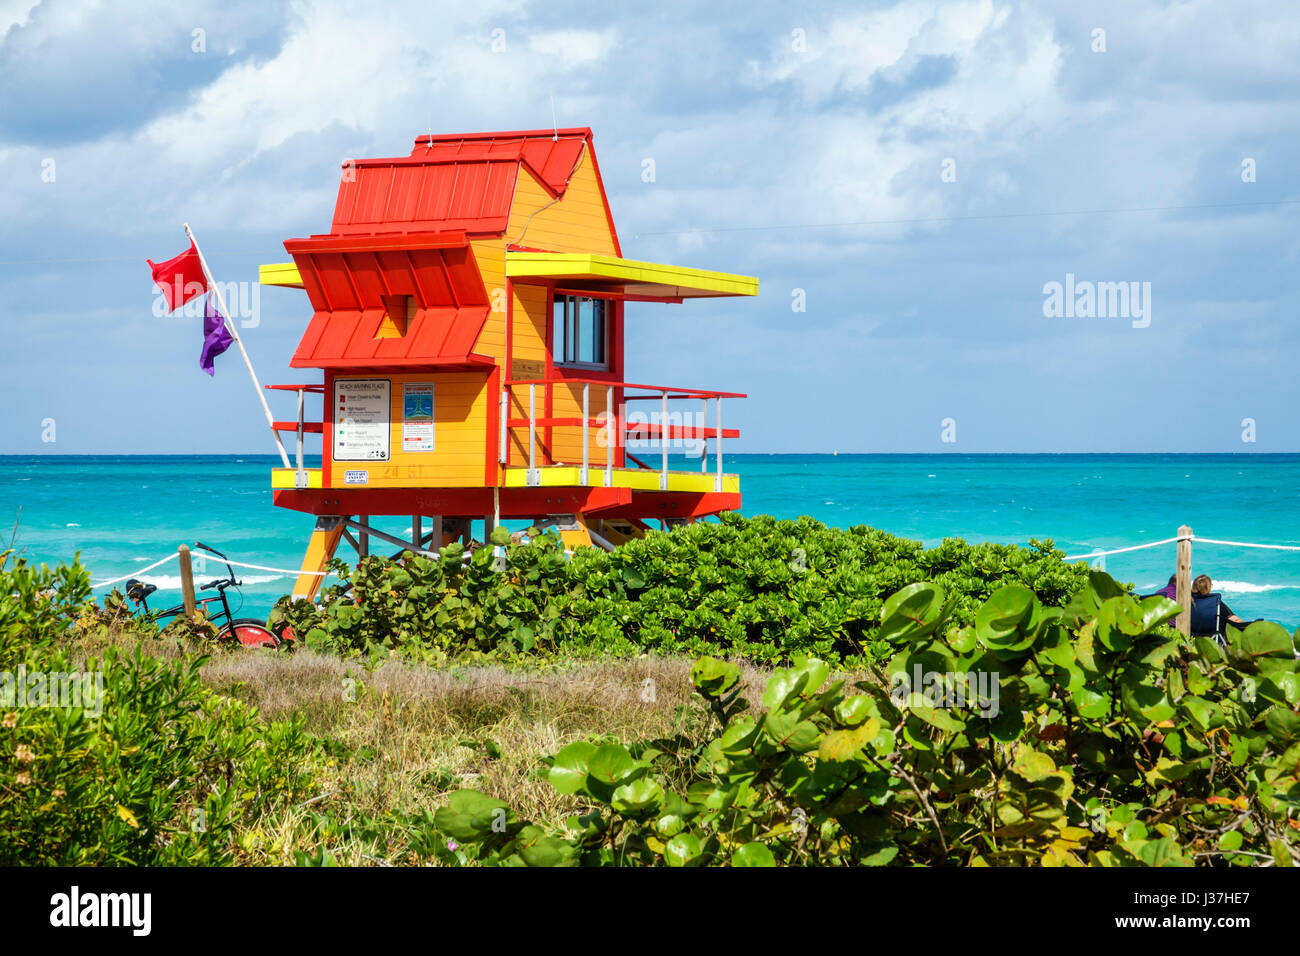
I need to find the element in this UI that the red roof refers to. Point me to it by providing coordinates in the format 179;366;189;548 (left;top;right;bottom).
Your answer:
290;305;491;369
285;127;612;370
286;241;491;368
329;128;590;237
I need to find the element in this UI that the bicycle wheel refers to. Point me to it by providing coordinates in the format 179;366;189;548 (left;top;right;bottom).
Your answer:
270;620;296;648
220;618;280;649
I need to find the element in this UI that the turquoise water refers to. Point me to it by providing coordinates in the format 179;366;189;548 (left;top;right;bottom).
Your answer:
3;454;1299;627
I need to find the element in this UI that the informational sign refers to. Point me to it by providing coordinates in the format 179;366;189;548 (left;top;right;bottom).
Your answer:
333;379;390;462
344;470;369;485
402;383;435;452
511;358;545;382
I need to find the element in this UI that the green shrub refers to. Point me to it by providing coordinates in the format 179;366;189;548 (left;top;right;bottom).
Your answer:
439;572;1300;867
273;514;1091;666
0;553;322;865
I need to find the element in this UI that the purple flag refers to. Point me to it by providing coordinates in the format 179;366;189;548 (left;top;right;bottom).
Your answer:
200;294;234;376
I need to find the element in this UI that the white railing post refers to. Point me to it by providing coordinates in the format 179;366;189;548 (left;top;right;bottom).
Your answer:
605;386;614;487
715;397;723;492
700;398;708;472
581;383;590;485
527;384;539;486
294;387;307;488
498;389;507;465
660;391;669;490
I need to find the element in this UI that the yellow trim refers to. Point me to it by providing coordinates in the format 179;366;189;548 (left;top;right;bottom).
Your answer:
272;466;734;495
503;467;739;495
265;252;758;298
260;262;304;288
505;252;758;298
271;468;323;489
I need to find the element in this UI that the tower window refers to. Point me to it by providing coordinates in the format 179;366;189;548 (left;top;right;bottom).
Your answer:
554;295;608;368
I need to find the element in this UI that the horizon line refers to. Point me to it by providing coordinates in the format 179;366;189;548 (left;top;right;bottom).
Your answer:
1;451;1296;458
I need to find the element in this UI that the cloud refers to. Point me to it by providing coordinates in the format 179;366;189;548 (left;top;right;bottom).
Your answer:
0;0;290;144
2;0;1300;454
528;27;616;65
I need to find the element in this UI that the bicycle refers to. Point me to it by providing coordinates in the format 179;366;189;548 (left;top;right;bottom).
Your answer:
125;541;280;649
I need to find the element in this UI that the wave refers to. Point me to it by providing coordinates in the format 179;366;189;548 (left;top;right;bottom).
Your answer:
1138;579;1299;595
1215;580;1299;594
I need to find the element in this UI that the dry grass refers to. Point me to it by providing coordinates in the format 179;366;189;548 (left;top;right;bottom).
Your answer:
70;623;780;864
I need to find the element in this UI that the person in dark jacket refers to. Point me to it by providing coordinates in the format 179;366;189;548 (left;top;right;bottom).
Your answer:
1192;574;1249;633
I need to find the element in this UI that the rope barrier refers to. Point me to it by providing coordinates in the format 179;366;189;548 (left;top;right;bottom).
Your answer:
1062;537;1184;561
87;531;1300;589
1064;533;1300;562
89;552;331;589
89;553;178;589
1191;537;1300;553
222;557;330;577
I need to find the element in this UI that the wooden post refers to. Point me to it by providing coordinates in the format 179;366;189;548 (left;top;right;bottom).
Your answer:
1175;525;1193;636
177;544;197;619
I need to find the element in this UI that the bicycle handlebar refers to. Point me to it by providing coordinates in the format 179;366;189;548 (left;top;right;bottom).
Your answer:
194;542;238;588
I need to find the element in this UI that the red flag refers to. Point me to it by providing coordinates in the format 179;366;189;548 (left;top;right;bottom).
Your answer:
147;241;208;311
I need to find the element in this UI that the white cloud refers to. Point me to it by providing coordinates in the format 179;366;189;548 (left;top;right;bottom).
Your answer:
0;0;37;41
528;28;616;66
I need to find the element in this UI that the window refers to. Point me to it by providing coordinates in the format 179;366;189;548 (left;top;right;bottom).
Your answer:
554;295;608;368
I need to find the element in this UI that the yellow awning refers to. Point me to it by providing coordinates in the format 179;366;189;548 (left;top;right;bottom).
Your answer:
260;262;305;289
263;252;759;299
505;252;758;299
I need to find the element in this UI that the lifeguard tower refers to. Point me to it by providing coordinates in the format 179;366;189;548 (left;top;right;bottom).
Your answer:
259;127;758;599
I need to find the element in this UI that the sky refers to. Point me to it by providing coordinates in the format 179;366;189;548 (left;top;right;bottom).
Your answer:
1;0;1298;455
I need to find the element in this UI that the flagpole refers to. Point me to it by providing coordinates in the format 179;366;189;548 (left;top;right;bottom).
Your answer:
183;223;292;470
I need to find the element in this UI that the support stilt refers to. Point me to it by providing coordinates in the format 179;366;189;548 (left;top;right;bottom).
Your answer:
293;516;344;600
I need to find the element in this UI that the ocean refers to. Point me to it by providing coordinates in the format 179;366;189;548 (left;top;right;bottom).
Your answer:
4;454;1299;628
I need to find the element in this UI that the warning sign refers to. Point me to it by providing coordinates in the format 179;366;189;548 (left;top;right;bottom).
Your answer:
333;379;390;462
402;383;435;452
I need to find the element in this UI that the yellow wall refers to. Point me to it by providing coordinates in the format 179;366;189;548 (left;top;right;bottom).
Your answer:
503;150;619;256
548;381;613;466
484;148;621;467
470;241;508;365
327;371;489;488
470;149;618;364
431;147;625;472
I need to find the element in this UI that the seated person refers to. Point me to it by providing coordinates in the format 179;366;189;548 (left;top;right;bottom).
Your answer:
1147;575;1177;601
1189;574;1254;641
